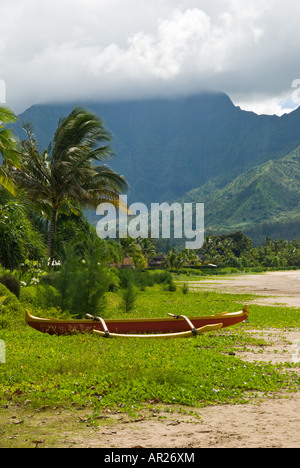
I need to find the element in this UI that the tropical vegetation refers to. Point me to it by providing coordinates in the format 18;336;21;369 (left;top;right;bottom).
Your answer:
11;108;128;259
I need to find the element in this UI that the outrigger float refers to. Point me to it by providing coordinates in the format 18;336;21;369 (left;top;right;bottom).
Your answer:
25;307;249;339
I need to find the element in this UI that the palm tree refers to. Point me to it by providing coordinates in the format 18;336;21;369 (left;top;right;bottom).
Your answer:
13;107;128;259
120;237;148;269
0;106;20;195
136;237;156;260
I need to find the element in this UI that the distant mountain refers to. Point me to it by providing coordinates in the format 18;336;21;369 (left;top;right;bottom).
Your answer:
15;93;300;205
14;93;300;242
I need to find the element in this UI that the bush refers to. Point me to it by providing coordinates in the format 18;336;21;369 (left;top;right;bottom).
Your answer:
70;266;112;317
152;270;172;284
0;273;21;298
166;280;177;292
118;269;172;291
14;260;47;286
0;283;24;329
0;196;47;270
20;285;61;309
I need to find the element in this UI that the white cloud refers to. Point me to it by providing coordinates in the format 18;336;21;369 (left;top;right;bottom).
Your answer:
1;0;300;114
236;95;296;117
89;9;214;80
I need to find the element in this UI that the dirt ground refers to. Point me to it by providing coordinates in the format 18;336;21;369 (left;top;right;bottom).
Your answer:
2;391;299;448
1;271;299;448
93;395;300;449
188;269;300;307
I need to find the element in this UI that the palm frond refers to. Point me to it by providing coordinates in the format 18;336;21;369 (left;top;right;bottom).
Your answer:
50;107;113;162
0;166;17;196
0;106;17;125
0;107;22;173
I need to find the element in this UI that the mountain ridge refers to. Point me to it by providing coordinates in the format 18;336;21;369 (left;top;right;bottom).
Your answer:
13;92;300;242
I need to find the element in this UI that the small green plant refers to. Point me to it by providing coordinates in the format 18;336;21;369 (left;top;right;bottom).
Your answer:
166;280;176;292
14;260;47;286
0;295;8;329
121;281;138;313
182;283;189;295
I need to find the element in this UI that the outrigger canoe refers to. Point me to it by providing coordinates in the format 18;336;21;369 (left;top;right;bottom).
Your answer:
25;306;249;338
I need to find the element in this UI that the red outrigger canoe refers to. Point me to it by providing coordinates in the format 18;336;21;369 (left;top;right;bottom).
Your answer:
25;307;249;338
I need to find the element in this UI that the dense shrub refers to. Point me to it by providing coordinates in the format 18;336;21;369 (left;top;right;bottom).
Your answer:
0;273;21;298
0;283;24;329
0;196;47;270
20;284;61;309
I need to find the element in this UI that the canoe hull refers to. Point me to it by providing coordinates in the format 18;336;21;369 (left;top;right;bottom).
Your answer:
25;308;249;336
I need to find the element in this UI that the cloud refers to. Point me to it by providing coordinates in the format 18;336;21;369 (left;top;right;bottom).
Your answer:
1;0;300;114
90;9;213;80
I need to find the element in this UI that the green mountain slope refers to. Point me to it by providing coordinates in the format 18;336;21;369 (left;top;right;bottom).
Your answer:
179;146;300;243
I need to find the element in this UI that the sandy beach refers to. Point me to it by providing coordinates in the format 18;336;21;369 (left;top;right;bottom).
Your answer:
87;394;299;449
188;269;300;307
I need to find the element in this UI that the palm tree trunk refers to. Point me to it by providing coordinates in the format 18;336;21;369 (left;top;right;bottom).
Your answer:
47;207;58;262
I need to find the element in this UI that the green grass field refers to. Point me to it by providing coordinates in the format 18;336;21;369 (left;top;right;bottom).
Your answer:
0;277;299;417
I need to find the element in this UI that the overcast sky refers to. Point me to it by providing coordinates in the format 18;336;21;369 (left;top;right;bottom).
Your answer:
1;0;300;115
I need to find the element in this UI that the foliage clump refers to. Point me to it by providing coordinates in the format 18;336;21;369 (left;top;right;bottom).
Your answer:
0;272;21;298
0;191;47;270
0;283;24;329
